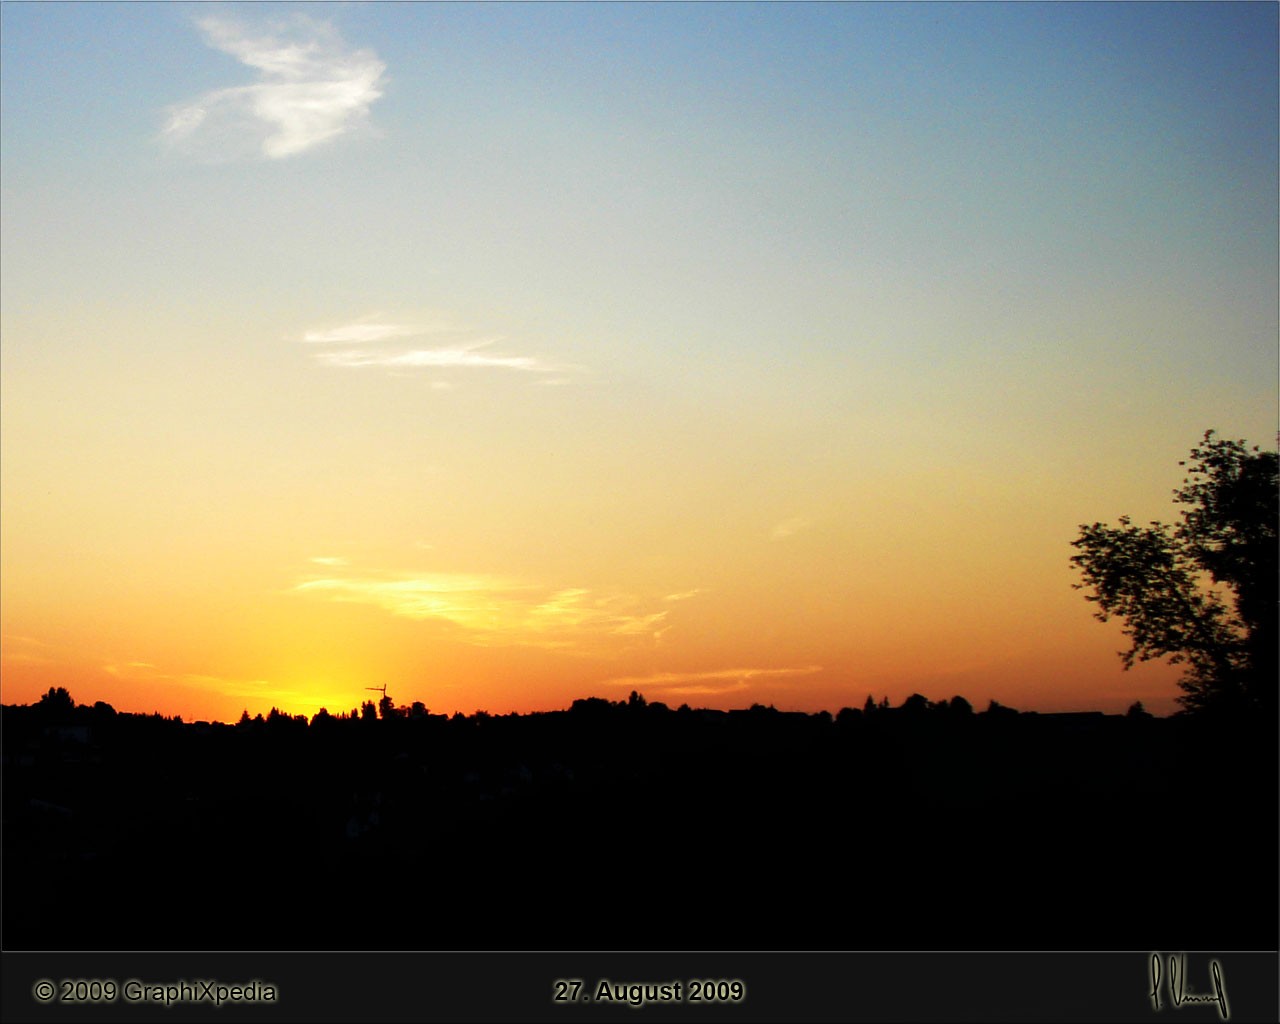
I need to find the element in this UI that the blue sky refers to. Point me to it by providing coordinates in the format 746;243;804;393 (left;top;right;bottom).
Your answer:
2;2;1276;719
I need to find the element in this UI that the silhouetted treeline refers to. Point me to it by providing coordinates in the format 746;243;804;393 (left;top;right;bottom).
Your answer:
4;688;1275;950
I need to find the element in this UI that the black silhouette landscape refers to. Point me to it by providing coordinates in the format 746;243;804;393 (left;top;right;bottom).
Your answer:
6;685;1275;951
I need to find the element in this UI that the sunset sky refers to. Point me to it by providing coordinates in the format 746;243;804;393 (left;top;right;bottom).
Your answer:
3;2;1276;722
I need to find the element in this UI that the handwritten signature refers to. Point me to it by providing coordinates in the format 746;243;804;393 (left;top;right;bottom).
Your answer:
1150;953;1229;1021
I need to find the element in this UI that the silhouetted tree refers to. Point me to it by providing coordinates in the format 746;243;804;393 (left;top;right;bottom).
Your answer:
410;701;428;719
1071;430;1278;717
361;701;377;721
570;697;612;715
900;693;929;715
985;699;1017;718
1126;701;1152;719
949;695;973;716
36;686;75;720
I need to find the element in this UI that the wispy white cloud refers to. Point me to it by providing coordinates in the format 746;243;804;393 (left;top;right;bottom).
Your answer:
316;343;542;371
163;15;385;160
300;316;567;377
292;568;669;650
302;323;426;345
600;665;824;696
309;556;348;567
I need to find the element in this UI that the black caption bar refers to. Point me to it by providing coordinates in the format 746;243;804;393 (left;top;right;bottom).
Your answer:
3;951;1277;1023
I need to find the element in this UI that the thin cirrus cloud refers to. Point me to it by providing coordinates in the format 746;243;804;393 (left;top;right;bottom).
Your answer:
663;588;707;603
300;317;561;375
104;660;330;711
1;634;57;666
600;665;824;696
771;516;814;541
302;323;428;345
162;15;386;160
292;569;670;650
316;345;542;371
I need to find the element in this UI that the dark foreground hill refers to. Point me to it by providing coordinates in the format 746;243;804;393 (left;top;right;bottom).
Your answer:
4;696;1275;950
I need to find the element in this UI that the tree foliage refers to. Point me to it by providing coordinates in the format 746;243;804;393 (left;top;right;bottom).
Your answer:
1071;430;1278;716
36;686;76;721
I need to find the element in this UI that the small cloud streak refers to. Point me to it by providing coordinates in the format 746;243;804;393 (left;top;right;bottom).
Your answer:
2;633;57;666
300;317;564;377
102;661;322;715
771;516;814;541
316;344;541;371
600;665;824;696
102;660;166;679
303;323;425;345
163;15;385;160
293;569;669;650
